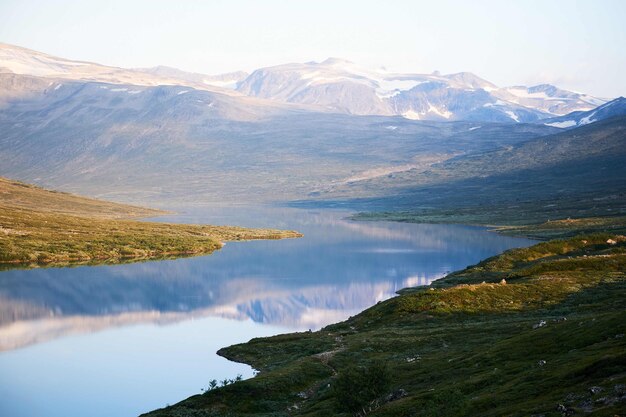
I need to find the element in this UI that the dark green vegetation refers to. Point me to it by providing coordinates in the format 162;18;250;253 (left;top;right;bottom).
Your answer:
0;177;301;268
342;116;626;239
353;212;626;240
145;234;626;417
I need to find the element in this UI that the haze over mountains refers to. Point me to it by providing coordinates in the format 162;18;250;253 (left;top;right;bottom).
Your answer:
0;42;624;211
0;43;611;122
237;58;607;122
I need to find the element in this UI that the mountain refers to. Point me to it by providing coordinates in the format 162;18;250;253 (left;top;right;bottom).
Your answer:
494;84;605;115
236;58;608;122
0;42;239;93
0;72;555;205
540;97;626;129
135;65;248;90
0;43;609;123
312;116;626;223
0;43;619;208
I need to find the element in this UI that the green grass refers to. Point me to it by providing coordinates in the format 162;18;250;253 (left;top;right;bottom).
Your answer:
143;234;626;417
352;209;626;240
0;177;301;268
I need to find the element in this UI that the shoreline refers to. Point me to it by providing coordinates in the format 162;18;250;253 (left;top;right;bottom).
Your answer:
143;230;626;417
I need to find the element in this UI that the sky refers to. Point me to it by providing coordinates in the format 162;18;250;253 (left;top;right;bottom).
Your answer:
1;0;625;97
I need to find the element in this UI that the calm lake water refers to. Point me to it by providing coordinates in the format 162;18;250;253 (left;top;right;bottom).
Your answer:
0;206;535;417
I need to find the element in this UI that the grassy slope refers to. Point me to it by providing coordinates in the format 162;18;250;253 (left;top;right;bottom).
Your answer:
144;234;626;417
317;116;626;233
0;177;301;267
0;176;165;219
353;212;626;240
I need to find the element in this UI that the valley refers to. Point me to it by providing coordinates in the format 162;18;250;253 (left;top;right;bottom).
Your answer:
0;39;624;417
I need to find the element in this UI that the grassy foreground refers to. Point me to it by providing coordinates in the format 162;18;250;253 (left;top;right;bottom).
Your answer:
0;177;301;267
144;233;626;417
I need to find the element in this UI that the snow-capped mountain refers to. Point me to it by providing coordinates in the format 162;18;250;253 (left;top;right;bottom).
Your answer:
540;97;626;128
0;43;612;123
494;84;605;115
0;42;240;94
236;58;609;122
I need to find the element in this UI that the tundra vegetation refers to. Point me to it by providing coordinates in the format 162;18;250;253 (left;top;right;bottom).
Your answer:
144;231;626;417
0;177;301;268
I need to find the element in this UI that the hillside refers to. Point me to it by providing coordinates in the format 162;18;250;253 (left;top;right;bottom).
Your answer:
315;116;626;226
0;176;164;219
0;72;556;205
144;233;626;417
0;178;301;268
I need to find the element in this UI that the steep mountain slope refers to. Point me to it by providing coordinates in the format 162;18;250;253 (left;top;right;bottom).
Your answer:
541;97;626;129
0;73;555;205
237;58;608;121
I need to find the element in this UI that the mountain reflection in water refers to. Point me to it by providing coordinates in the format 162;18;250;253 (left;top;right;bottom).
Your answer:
0;206;535;351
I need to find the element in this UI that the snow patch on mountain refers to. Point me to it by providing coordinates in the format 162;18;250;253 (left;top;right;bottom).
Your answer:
505;111;520;122
545;120;577;128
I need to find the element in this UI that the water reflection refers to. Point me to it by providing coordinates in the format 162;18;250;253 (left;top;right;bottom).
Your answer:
0;207;534;351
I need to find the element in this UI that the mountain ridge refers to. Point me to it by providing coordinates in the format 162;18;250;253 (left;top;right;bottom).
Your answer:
0;42;612;123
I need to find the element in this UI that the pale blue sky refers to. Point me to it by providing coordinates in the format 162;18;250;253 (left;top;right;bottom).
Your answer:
1;0;624;97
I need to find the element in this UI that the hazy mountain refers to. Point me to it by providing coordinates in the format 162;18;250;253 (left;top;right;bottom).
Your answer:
236;58;608;122
135;65;248;89
0;42;239;93
0;72;555;205
0;43;609;123
0;43;619;208
494;84;605;116
540;97;626;129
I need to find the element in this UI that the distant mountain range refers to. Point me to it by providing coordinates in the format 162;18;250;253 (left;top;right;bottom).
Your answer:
237;58;607;122
0;69;556;204
0;43;614;124
0;42;624;209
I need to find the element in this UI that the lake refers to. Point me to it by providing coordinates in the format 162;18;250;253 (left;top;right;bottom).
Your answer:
0;206;535;417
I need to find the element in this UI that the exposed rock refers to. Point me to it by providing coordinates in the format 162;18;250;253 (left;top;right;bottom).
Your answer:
538;360;547;367
589;386;603;395
556;404;573;416
533;320;547;329
606;238;617;245
385;389;408;402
